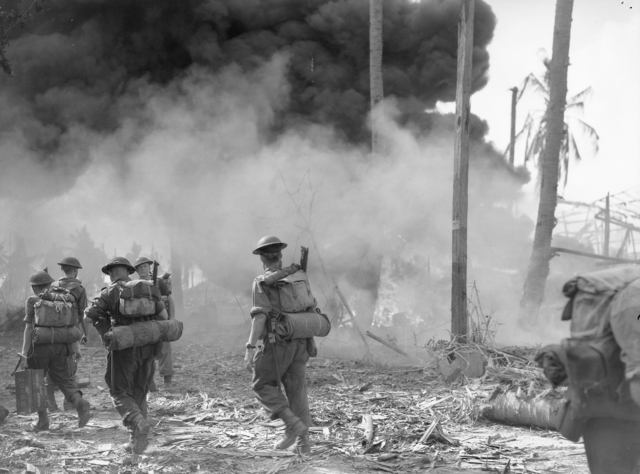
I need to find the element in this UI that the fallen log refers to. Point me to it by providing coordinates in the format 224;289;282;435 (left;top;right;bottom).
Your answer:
481;390;564;430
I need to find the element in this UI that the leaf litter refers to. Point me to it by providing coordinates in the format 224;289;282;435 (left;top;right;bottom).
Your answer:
0;335;588;473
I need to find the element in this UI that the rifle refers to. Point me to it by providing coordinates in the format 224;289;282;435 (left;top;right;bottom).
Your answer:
300;246;309;272
152;260;159;286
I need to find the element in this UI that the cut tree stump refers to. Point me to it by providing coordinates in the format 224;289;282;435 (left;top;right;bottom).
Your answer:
482;390;564;430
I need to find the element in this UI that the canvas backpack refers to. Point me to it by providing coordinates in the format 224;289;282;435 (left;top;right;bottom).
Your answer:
114;280;159;317
560;266;640;420
34;286;77;327
274;270;317;313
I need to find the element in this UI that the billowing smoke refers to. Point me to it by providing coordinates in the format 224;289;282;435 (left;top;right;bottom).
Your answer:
0;0;533;343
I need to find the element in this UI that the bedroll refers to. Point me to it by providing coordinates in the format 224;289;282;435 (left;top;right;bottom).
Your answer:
103;319;183;351
273;311;331;340
33;326;82;345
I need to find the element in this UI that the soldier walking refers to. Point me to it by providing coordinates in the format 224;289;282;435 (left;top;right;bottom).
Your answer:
244;236;316;454
19;270;91;431
134;256;175;389
45;257;89;411
84;257;168;454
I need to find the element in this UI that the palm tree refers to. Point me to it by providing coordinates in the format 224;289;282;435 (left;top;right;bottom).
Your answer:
517;57;599;187
519;0;576;325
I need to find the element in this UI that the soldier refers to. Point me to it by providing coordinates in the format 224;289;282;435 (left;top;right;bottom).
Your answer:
134;256;175;389
84;257;168;454
582;276;640;472
244;236;315;454
45;257;89;411
19;270;91;431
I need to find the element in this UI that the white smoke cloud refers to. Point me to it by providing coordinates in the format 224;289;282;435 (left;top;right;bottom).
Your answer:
0;53;540;346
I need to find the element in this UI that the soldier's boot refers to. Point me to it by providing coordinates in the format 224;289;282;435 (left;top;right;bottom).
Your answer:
33;410;50;432
70;393;91;428
46;384;59;412
274;408;307;450
149;379;158;392
295;433;311;455
131;414;151;454
0;404;9;422
164;375;173;387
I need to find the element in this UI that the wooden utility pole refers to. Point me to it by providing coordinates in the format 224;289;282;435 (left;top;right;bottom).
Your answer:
370;0;384;157
451;0;475;343
604;192;610;256
509;87;518;166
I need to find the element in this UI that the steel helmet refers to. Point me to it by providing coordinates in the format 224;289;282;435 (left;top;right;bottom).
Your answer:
133;256;154;269
252;235;287;255
57;256;82;269
29;270;55;286
101;257;136;275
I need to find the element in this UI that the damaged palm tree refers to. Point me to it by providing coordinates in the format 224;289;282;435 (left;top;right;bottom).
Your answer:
519;0;575;325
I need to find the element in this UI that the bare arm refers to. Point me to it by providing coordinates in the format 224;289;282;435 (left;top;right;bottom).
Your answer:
168;295;175;320
248;313;266;346
20;324;33;368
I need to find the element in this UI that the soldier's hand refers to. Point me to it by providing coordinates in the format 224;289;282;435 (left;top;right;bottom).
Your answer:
244;348;255;372
80;335;88;345
18;354;28;371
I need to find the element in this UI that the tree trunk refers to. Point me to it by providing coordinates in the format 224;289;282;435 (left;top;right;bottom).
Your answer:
509;87;518;166
170;234;185;320
370;0;383;157
519;0;574;324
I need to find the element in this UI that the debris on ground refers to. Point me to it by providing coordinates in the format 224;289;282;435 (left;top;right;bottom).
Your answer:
0;334;587;473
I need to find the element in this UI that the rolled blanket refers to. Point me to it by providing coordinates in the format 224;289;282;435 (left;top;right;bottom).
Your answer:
274;311;331;340
104;319;183;351
33;326;82;345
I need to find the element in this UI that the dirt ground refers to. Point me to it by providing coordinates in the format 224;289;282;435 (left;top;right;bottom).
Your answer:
0;330;590;474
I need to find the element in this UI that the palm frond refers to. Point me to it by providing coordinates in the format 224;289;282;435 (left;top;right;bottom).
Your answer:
567;87;593;105
569;117;600;156
569;131;582;162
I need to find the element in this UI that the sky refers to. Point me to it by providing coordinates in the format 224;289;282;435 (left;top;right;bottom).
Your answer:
469;0;640;209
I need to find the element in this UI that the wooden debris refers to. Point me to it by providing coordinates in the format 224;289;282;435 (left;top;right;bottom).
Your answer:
419;416;441;443
0;333;588;473
361;414;375;452
365;330;418;361
334;284;371;355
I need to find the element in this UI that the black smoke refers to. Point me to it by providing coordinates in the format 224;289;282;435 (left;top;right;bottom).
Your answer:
0;0;498;199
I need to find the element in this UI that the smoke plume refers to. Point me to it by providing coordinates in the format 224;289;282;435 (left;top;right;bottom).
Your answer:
0;0;537;345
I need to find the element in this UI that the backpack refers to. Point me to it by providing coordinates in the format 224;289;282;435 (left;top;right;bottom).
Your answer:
560;266;640;420
34;287;77;327
274;270;316;313
114;280;159;317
